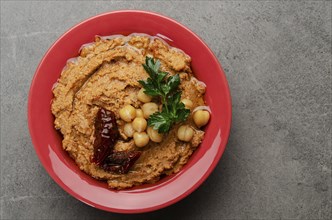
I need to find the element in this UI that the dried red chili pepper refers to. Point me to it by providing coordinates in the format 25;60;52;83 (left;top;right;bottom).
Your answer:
92;107;141;174
91;108;119;165
102;151;141;174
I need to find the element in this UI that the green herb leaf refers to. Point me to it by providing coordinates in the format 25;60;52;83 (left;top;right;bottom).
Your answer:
166;74;180;94
139;57;190;133
148;111;172;133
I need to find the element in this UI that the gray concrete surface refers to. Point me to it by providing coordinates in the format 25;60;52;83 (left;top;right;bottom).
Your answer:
1;0;331;219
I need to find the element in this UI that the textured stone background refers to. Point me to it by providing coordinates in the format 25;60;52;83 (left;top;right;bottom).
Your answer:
1;0;331;219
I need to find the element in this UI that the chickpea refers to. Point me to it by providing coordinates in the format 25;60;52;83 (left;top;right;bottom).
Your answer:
142;102;159;119
119;105;136;122
147;127;163;143
136;109;144;118
181;99;193;110
132;117;147;132
133;132;150;147
123;123;135;138
193;110;210;128
137;88;152;103
177;125;194;142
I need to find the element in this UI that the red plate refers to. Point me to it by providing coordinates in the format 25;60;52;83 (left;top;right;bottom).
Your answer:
28;10;232;213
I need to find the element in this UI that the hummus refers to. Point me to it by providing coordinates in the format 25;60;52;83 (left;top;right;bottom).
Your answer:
51;34;207;189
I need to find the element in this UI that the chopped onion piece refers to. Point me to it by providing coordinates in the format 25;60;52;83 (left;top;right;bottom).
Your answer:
52;81;58;90
66;57;78;64
193;105;211;113
79;42;94;53
197;80;207;88
98;34;125;40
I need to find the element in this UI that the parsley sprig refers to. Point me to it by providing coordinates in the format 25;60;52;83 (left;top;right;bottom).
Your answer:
138;57;190;133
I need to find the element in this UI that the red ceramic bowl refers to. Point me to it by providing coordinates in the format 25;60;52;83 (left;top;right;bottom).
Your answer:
28;10;231;213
